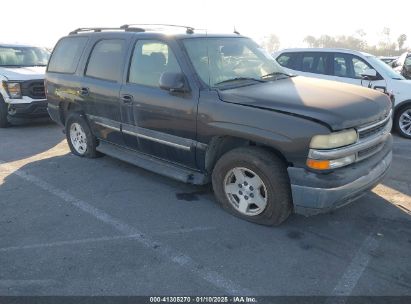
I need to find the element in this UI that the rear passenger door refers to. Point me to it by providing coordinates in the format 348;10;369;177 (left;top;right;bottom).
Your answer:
119;39;198;168
80;38;129;146
297;52;333;80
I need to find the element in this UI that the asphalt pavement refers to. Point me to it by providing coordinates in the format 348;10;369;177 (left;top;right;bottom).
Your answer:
0;121;410;296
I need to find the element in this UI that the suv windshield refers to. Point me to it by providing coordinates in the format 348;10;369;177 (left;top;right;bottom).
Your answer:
366;56;405;80
183;37;288;87
0;46;50;67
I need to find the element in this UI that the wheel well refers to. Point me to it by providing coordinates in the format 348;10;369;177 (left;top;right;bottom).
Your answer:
205;136;290;173
60;102;84;125
395;100;411;116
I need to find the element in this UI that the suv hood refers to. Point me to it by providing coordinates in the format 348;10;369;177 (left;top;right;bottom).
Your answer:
0;66;46;81
218;76;392;130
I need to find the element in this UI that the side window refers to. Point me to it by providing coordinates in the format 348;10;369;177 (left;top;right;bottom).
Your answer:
128;40;181;87
352;57;372;79
85;39;126;82
333;54;350;77
405;56;411;67
277;54;291;66
301;53;329;75
48;37;88;73
302;54;314;72
276;53;299;69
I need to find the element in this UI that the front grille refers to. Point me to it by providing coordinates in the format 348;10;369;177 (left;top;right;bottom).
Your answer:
21;80;46;99
357;111;392;141
358;119;390;140
357;142;384;160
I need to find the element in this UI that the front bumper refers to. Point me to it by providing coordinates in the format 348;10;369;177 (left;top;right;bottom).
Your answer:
7;100;49;118
288;134;393;216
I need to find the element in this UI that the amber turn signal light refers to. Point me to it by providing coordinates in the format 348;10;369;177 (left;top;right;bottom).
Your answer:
306;159;330;170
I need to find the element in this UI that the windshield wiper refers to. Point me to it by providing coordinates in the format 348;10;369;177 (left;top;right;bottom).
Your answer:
261;72;295;80
214;77;266;86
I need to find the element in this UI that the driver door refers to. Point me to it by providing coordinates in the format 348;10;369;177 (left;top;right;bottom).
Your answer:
331;53;387;90
119;39;198;169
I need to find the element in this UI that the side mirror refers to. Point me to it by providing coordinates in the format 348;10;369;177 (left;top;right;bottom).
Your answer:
391;61;399;68
159;72;188;93
361;68;378;80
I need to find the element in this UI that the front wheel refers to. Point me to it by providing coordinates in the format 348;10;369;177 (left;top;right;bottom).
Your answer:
395;105;411;139
65;112;101;158
212;147;292;226
0;96;9;128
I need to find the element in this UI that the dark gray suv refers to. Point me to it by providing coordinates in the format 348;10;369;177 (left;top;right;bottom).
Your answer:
46;25;393;225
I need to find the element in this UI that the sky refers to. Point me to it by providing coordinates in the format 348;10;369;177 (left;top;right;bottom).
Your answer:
1;0;410;49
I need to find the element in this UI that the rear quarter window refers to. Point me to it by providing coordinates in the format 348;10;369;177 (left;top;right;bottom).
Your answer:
48;37;88;74
276;53;299;69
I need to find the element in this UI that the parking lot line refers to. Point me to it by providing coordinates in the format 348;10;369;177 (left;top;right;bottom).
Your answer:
0;160;252;296
331;233;381;297
0;234;141;252
0;227;217;252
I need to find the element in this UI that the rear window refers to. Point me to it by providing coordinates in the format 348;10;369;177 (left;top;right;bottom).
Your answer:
48;37;88;74
85;39;126;82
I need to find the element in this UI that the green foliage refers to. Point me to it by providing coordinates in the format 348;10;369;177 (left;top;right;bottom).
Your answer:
303;29;409;56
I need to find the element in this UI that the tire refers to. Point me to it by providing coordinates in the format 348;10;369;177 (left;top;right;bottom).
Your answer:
0;96;9;128
212;147;292;226
65;112;101;158
394;105;411;139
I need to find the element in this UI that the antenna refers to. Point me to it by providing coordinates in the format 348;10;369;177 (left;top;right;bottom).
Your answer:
233;26;240;35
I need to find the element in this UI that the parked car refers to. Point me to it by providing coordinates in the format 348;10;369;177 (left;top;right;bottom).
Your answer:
275;48;411;138
0;44;50;127
392;52;411;79
46;26;392;225
379;56;398;66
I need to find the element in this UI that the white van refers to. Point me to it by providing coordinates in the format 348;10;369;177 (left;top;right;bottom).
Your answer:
0;44;50;127
274;48;411;138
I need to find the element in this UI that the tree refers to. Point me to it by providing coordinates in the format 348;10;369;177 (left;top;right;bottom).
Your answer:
303;35;319;48
262;34;280;53
398;34;407;51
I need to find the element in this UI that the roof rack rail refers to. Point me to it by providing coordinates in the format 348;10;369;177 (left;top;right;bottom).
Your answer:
69;27;145;35
120;24;195;34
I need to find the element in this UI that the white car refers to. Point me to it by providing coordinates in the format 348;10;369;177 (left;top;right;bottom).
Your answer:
0;44;50;127
274;48;411;138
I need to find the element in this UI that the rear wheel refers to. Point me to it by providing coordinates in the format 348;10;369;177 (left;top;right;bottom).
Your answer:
0;96;9;128
65;112;101;158
395;105;411;139
212;147;292;226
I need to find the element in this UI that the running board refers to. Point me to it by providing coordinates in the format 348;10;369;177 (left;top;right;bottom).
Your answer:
96;141;208;185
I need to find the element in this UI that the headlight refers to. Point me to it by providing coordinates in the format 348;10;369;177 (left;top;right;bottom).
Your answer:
2;82;22;99
309;129;357;149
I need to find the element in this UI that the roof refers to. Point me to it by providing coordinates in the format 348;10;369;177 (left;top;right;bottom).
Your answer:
277;48;373;57
67;25;244;40
70;31;244;40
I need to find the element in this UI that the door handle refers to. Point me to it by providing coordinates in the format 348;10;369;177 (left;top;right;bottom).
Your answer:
79;87;89;96
121;94;133;104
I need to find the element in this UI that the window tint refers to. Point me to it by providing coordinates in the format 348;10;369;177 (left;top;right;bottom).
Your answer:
352;57;371;78
333;55;349;77
280;52;330;75
48;37;88;73
128;40;181;87
277;53;299;69
85;39;126;82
